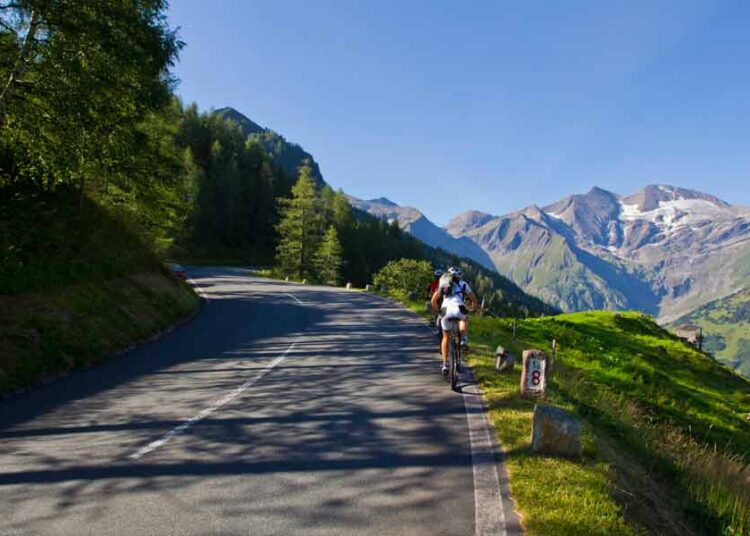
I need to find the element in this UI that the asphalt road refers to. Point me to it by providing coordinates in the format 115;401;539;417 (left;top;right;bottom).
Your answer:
0;268;517;535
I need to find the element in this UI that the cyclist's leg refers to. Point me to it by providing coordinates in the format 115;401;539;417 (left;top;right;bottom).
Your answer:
458;315;469;345
459;318;468;337
439;316;455;371
441;330;450;363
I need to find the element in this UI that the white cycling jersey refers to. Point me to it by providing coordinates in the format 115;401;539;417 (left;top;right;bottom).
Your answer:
442;281;472;309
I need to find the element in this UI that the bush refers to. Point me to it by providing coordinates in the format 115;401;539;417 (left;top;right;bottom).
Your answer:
373;258;433;295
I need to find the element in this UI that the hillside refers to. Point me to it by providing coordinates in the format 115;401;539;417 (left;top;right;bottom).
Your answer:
465;311;750;534
446;185;750;322
0;187;199;396
672;288;750;377
215;107;327;187
346;196;496;270
208;109;557;317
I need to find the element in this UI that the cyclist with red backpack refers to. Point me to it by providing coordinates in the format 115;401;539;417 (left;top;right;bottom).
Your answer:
427;269;444;335
430;266;476;375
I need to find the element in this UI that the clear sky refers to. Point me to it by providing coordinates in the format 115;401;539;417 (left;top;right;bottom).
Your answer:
168;0;750;225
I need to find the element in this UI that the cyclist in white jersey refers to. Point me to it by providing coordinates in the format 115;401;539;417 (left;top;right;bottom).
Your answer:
430;266;476;375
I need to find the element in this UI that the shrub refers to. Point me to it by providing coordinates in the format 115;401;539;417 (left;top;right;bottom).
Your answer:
373;258;433;295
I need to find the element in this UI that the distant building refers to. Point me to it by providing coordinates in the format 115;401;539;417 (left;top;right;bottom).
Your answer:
673;323;703;348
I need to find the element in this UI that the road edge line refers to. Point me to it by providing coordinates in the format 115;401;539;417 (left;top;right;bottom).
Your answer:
462;367;522;536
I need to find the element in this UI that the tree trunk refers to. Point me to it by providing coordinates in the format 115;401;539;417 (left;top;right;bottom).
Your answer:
0;9;41;127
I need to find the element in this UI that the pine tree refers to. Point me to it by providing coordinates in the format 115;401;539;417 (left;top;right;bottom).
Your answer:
315;225;343;285
275;166;321;279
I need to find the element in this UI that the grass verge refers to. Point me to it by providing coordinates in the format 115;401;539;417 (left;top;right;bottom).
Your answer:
0;271;199;396
385;290;750;535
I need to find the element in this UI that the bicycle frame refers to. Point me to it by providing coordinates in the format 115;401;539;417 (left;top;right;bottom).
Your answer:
448;324;462;391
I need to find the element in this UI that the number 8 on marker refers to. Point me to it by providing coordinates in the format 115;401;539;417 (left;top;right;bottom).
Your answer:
531;370;541;385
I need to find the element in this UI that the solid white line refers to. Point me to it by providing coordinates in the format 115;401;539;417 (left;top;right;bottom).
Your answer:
284;292;304;305
462;375;509;536
129;341;298;460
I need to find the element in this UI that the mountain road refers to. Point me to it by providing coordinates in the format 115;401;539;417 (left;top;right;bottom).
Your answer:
0;268;518;535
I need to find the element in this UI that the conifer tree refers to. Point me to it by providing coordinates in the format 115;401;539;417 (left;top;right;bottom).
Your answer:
275;165;321;279
315;225;343;285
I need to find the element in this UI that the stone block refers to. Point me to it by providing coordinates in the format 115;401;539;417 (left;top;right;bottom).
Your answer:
495;346;515;373
531;405;581;458
520;349;548;397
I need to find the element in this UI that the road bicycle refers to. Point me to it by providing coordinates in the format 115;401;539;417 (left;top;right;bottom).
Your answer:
444;319;463;391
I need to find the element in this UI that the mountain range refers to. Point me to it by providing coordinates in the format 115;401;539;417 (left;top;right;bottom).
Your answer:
351;186;750;378
214;106;749;375
352;186;750;325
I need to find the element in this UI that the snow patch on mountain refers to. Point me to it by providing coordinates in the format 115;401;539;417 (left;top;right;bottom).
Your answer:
619;198;732;235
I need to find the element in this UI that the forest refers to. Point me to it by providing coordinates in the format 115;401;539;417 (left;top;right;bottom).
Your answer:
0;0;553;318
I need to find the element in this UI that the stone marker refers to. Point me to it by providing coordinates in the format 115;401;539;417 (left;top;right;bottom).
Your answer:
495;345;515;373
346;282;352;290
520;349;548;398
531;405;581;457
365;284;373;291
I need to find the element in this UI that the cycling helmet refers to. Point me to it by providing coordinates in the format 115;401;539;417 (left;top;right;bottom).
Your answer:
447;266;462;277
434;269;444;278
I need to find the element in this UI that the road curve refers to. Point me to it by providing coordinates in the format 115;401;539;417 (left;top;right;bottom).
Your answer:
0;268;518;535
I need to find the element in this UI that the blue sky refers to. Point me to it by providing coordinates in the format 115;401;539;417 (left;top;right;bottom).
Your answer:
168;0;750;225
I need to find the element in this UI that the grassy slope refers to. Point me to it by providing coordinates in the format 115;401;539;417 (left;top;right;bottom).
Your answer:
672;288;750;377
390;289;750;535
0;272;198;395
0;186;200;395
470;312;750;535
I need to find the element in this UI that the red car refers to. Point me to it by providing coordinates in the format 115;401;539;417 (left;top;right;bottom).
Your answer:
166;263;187;280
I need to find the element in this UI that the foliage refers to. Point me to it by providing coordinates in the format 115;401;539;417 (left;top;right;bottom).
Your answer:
172;104;293;263
0;0;181;193
275;166;323;279
315;226;342;285
0;185;159;294
373;258;433;295
249;130;325;186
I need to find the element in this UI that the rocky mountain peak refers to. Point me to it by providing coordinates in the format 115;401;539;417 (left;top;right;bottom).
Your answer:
446;210;495;235
215;107;265;137
623;184;730;212
369;197;398;207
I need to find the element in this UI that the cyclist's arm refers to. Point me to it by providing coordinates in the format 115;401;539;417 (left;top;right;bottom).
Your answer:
431;290;442;315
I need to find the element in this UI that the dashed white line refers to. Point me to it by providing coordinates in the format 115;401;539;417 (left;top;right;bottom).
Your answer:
284;292;304;305
129;341;298;460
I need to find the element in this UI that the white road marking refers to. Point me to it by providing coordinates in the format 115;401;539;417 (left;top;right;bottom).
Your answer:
186;277;209;303
462;374;511;536
128;341;298;460
284;292;304;305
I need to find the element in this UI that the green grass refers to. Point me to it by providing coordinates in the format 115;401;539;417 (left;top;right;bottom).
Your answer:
0;185;161;294
672;288;750;378
0;271;199;396
0;185;200;395
386;290;750;535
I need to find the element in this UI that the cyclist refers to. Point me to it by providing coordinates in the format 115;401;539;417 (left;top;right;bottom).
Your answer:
427;269;444;299
427;269;444;335
431;266;476;375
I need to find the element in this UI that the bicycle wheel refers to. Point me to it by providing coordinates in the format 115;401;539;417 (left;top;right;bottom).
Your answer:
450;336;459;391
